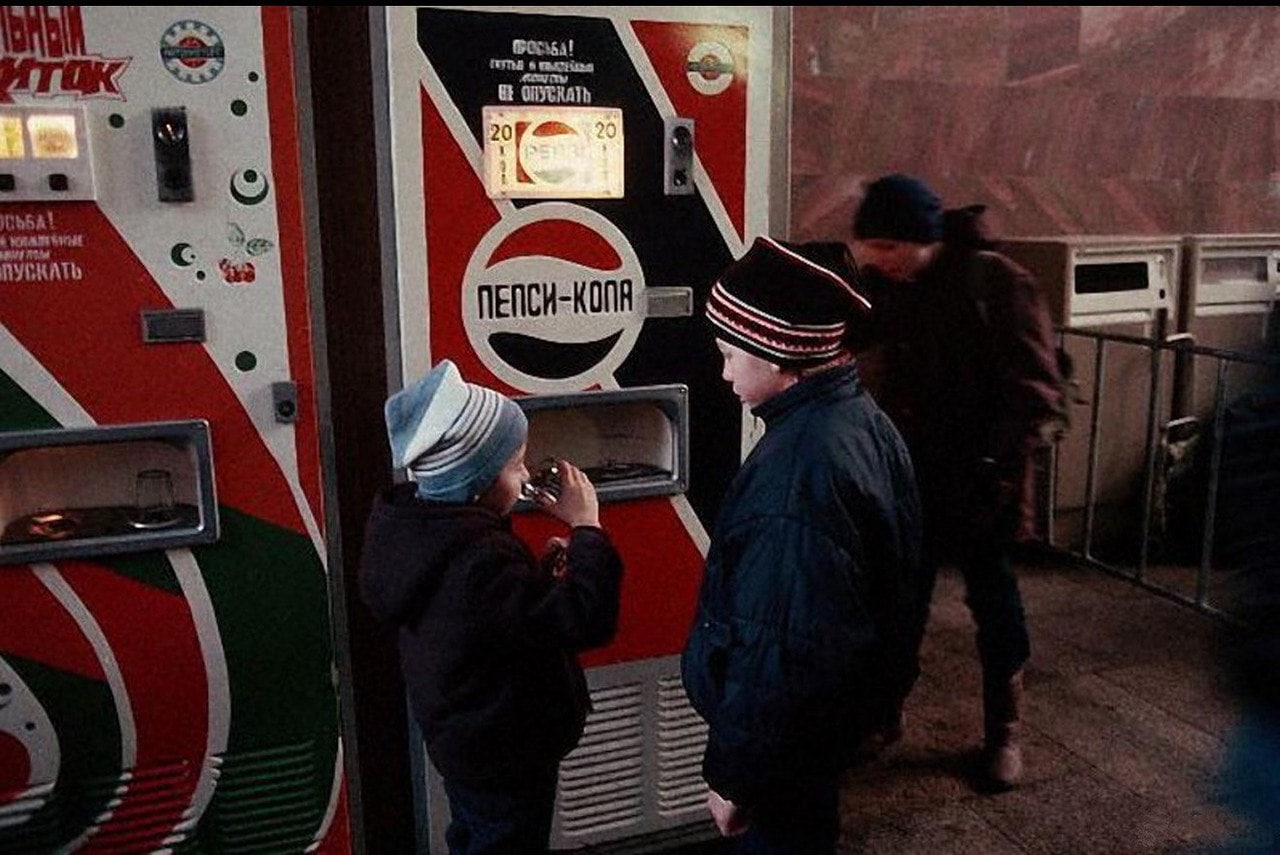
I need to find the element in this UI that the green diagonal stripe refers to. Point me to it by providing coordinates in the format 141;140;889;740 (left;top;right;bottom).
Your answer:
190;507;341;848
0;368;60;432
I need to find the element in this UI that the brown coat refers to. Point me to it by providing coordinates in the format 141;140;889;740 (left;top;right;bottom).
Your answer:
854;246;1063;545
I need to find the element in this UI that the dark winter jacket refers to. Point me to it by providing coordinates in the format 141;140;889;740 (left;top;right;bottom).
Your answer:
681;364;926;807
855;246;1063;541
359;483;623;786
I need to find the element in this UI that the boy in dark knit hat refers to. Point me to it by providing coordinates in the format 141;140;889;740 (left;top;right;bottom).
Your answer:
359;359;623;854
682;236;927;853
850;174;1064;791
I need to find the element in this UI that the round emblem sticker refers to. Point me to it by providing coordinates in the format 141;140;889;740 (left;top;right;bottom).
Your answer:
161;20;226;84
686;41;735;96
463;203;647;393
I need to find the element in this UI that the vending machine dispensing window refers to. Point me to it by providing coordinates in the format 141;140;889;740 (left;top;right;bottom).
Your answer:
0;420;219;565
515;384;689;508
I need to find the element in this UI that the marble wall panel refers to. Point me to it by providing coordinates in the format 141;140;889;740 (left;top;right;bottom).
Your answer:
1007;6;1080;84
789;6;1280;240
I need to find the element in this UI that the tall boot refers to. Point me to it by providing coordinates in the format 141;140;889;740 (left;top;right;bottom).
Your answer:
982;669;1024;790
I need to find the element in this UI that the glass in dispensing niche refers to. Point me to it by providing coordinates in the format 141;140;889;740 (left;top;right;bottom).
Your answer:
131;467;178;528
520;458;562;504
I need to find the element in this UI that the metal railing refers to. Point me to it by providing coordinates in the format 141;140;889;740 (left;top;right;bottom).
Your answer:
1045;323;1280;623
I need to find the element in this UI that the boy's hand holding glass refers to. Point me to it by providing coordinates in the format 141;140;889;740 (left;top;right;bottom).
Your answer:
526;458;599;529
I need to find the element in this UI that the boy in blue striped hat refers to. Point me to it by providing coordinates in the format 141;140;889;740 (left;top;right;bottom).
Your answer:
359;359;623;854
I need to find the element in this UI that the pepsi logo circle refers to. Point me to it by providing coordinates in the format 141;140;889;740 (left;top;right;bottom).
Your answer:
463;203;646;393
518;120;583;186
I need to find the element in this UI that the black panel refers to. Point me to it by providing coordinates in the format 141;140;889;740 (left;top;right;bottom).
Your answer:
1075;261;1149;295
417;8;743;527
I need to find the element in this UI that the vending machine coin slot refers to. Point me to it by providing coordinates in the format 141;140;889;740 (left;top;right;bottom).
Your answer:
272;381;299;424
663;117;695;196
152;106;194;202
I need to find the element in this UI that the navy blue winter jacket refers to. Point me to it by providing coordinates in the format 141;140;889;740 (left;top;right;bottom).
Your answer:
360;483;623;786
681;363;925;807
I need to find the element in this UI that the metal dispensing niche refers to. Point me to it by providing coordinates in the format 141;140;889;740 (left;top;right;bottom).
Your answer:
998;235;1180;327
514;385;689;508
1175;234;1280;422
0;420;219;565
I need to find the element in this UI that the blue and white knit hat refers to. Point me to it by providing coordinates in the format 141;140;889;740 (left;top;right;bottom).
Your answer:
385;360;527;502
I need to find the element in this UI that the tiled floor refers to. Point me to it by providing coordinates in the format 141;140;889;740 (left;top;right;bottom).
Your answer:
658;555;1263;854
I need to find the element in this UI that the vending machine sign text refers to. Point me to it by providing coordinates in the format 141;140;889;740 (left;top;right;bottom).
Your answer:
463;203;645;392
0;6;130;102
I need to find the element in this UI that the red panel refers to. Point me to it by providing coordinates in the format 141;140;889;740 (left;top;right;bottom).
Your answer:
631;21;750;241
0;204;305;535
62;562;206;853
0;732;30;796
62;563;207;760
513;497;703;665
490;219;621;269
0;567;104;680
420;86;508;391
312;775;351;855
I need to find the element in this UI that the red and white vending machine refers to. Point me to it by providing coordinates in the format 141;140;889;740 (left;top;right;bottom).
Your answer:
0;7;348;852
378;5;788;849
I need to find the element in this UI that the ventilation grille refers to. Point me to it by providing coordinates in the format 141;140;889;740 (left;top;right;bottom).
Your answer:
556;683;645;837
0;765;200;853
96;759;199;851
0;744;329;852
655;676;708;817
0;780;59;852
0;781;54;832
207;741;323;853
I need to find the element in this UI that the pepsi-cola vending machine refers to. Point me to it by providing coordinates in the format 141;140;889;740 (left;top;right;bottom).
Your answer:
377;5;789;849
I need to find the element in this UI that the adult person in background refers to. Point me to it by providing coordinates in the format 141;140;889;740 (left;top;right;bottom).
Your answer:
682;236;927;853
848;174;1064;791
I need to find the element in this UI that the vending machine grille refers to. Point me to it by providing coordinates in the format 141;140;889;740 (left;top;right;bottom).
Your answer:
556;683;645;836
549;660;713;847
656;675;710;817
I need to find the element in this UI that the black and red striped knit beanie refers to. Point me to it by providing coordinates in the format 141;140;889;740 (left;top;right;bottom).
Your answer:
706;236;871;367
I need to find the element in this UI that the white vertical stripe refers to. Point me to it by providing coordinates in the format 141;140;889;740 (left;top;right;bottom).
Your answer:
0;327;94;427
